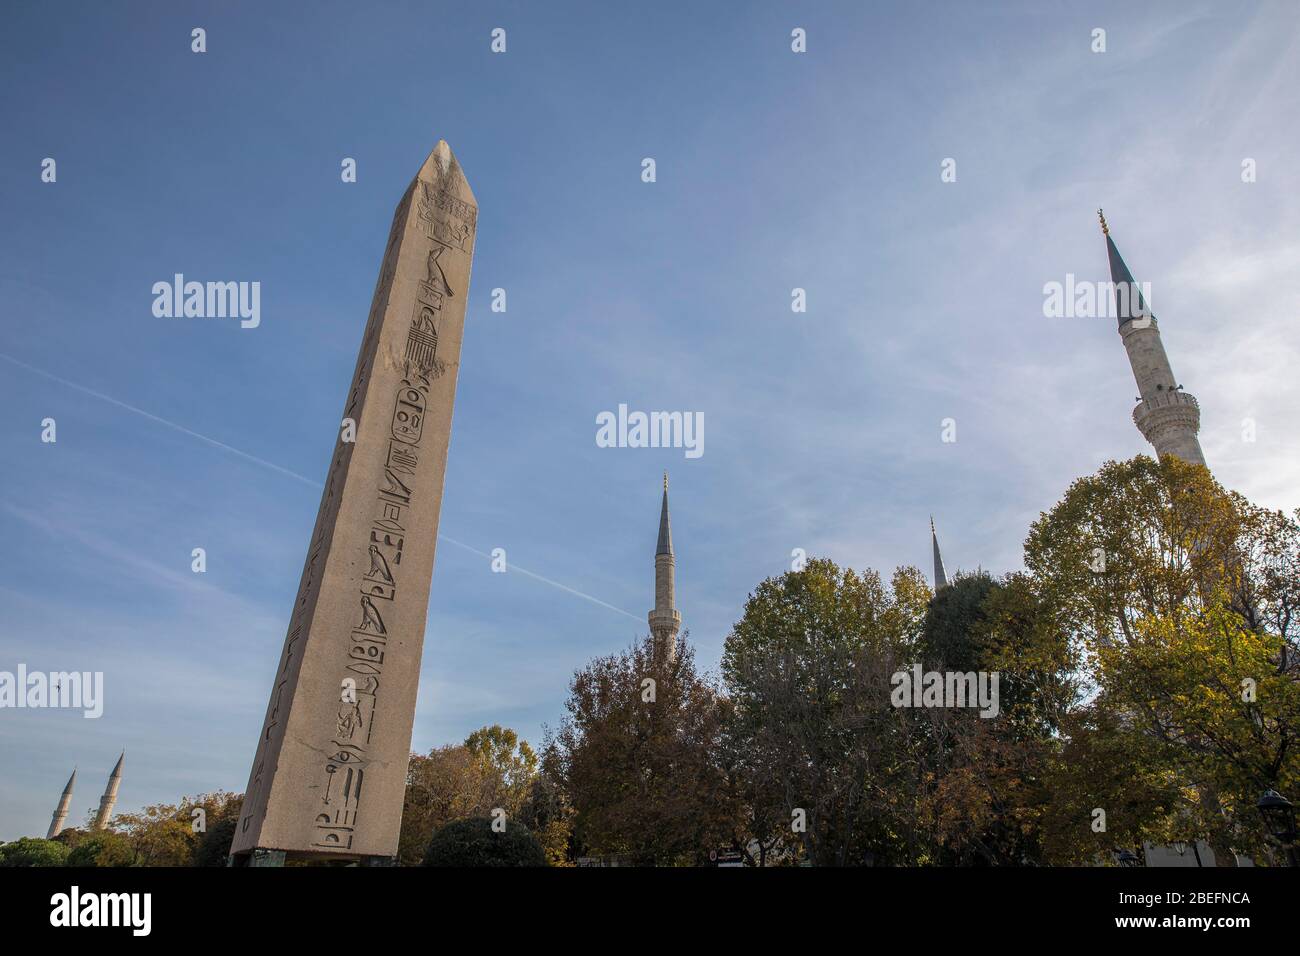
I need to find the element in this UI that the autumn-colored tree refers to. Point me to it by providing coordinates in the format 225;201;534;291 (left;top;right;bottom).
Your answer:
518;742;575;866
911;571;1081;865
553;634;738;865
465;724;537;817
112;790;243;867
398;725;539;866
1039;709;1186;865
1026;455;1300;865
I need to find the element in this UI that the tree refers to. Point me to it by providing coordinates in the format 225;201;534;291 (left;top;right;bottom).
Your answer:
0;837;69;867
66;832;135;867
1025;455;1300;865
518;742;575;866
1040;709;1185;865
399;725;539;866
723;559;930;865
921;573;998;673
113;805;194;866
113;790;243;866
51;827;89;850
192;793;242;866
553;634;738;865
910;571;1081;865
193;812;240;867
464;724;538;818
422;817;547;867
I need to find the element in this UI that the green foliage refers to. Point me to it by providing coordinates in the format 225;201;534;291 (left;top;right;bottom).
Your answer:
51;827;89;850
66;832;135;867
0;837;70;867
399;725;544;866
421;817;548;867
921;573;997;672
723;559;930;865
1027;455;1300;864
193;805;241;866
40;455;1292;869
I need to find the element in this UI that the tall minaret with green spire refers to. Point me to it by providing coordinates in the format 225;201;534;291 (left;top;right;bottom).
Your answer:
648;472;681;659
1100;210;1206;467
46;769;76;839
92;752;123;830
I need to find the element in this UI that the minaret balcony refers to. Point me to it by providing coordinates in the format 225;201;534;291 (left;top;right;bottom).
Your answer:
648;608;681;633
1133;390;1200;436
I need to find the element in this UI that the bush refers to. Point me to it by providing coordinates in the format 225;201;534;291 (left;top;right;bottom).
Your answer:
0;837;70;867
422;817;548;867
66;832;135;867
193;814;239;867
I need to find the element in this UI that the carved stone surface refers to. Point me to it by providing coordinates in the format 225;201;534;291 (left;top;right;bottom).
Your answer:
230;141;476;860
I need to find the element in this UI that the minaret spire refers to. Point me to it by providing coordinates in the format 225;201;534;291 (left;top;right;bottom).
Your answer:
1100;212;1206;466
46;768;76;839
648;473;680;659
931;516;948;591
92;751;123;830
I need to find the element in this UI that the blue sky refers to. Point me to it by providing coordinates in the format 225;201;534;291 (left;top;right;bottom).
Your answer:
2;1;1298;840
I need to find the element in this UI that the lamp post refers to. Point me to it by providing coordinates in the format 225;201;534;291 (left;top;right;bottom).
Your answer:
1171;839;1204;866
1256;790;1298;867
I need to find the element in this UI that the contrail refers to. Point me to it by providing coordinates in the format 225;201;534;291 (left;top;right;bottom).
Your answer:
436;535;642;621
1;351;641;621
1;351;318;488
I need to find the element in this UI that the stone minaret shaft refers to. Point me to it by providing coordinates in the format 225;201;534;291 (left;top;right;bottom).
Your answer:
93;752;123;830
648;473;681;658
1100;211;1206;467
47;769;76;839
931;516;948;590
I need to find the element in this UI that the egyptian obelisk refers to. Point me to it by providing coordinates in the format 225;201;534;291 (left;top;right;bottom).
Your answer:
230;140;476;864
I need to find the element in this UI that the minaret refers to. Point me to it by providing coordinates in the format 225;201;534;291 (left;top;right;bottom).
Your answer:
1099;211;1206;467
648;472;681;659
46;769;76;839
931;516;948;590
92;752;123;830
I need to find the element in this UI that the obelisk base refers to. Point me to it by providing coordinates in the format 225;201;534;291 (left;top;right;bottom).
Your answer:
229;849;396;867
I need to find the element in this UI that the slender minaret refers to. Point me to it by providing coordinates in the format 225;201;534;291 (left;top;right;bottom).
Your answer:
1100;211;1206;467
46;769;76;839
648;472;681;659
92;752;123;830
931;516;948;590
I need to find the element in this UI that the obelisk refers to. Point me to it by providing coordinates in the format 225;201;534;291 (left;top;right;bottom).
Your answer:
230;140;477;863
